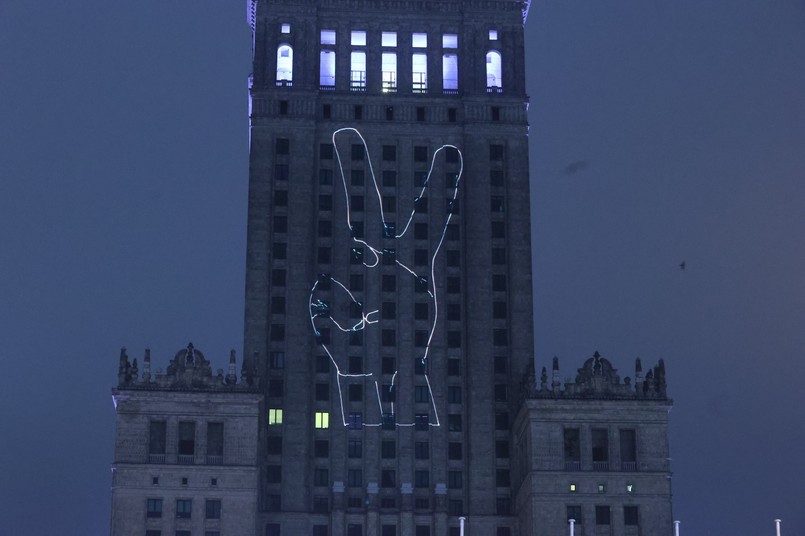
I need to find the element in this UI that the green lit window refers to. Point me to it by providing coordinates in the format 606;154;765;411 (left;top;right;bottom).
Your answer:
315;411;330;429
268;408;283;425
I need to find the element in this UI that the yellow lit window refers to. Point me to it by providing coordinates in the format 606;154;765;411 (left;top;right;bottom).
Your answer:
315;411;330;429
569;483;577;493
268;408;283;425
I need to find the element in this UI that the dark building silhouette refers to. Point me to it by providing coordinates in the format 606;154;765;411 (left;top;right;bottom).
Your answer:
109;1;675;535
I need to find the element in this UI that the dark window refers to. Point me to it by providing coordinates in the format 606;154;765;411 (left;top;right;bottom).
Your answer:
319;168;333;185
415;414;429;430
490;169;504;186
315;383;329;401
448;414;462;431
415;196;428;213
447;303;461;321
448;470;463;489
351;144;365;160
146;530;161;536
352;222;365;239
415;526;430;536
314;439;329;457
383;196;396;212
496;497;511;515
414;358;428;375
149;421;167;455
414;385;430;403
382;526;396;536
270;323;285;342
270;351;285;369
315;355;329;373
381;440;396;459
176;499;192;519
491;196;504;212
382;356;395;374
592;429;609;463
496;440;510;458
381;497;396;508
446;249;460;266
595;506;611;525
414;223;428;240
447;386;462;403
382;170;397;186
494;384;507;402
319;194;332;211
318;220;332;237
496;528;512;536
381;302;396;320
448;499;463;516
279;100;288;114
493;328;507;346
178;422;195;456
274;163;289;181
445;147;459;163
446;224;459;240
320;143;334;159
349;384;363;402
348;355;363;374
351;195;364;212
347;468;362;486
314;468;328;486
491;106;500;121
492;274;506;291
275;138;290;155
322;103;332;119
491;221;505;238
415;330;428;348
414;146;428;162
314;496;329;513
267;436;282;455
416;107;426;121
494;355;507;373
351;169;364;186
567;505;582;524
448;107;457;122
146;498;162;518
446;277;460;293
382;275;396;292
207;422;224;458
348;412;363;429
271;297;285;315
382;329;396;347
492;248;506;265
205;499;221;519
620;429;637;465
354;105;363;120
381;469;396;488
414;171;428;187
267;464;282;483
386;106;394;120
447;359;461;376
496;469;510;487
448;442;462;460
490;144;504;161
349;273;364;292
313;525;329;536
414;441;429;459
266;494;281;512
383;145;397;161
414;470;429;488
176;531;191;536
624;505;639;526
347;523;363;536
351;247;364;264
495;411;509;430
414;249;428;266
447;331;461;348
273;215;287;233
273;242;287;260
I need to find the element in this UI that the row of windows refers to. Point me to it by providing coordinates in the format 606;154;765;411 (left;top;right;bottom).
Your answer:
269;353;508;377
145;498;221;520
277;139;504;163
266;409;510;432
564;428;638;470
568;482;637;494
267;522;511;536
567;505;640;526
147;421;224;464
146;531;220;536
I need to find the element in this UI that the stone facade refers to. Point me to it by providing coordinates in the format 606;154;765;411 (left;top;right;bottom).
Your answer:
513;354;674;536
110;345;262;536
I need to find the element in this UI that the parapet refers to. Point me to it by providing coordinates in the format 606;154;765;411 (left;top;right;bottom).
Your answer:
521;351;670;401
116;342;259;391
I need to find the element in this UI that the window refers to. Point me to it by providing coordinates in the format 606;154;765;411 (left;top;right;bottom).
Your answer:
620;429;637;469
319;194;332;211
414;223;428;240
382;52;397;91
412;53;428;92
414;440;430;459
348;439;363;459
489;29;498;40
496;497;511;515
490;144;504;161
569;483;577;492
270;323;285;341
448;414;462;431
382;145;397;161
414;385;430;403
176;531;191;536
415;330;428;348
279;100;288;115
486;51;502;88
323;103;332;118
321;30;336;44
146;498;162;518
447;359;461;376
381;440;396;458
381;497;396;508
267;435;282;455
382;356;395;374
313;526;329;536
281;23;291;33
205;499;221;519
448;107;457;122
447;304;461;321
149;421;167;456
415;413;429;430
266;494;281;512
351;31;366;46
491;106;500;121
492;274;506;291
382;525;396;536
443;33;458;48
178;422;195;456
347;496;362;509
315;411;330;429
176;499;192;519
267;351;285;370
414;470;429;488
275;138;290;155
595;506;611;525
315;382;330;401
448;470;463;489
383;196;396;212
268;408;283;425
592;428;609;466
351;247;363;264
624;505;639;525
447;386;462;404
207;422;224;459
146;530;161;536
273;216;287;233
496;469;510;487
271;296;285;315
265;524;281;536
320;50;336;86
493;328;507;346
314;439;329;457
567;505;582;524
274;163;289;181
448;442;462;460
382;170;396;186
276;45;293;83
443;54;458;90
382;329;396;346
490;169;504;186
447;331;461;348
381;469;396;488
348;412;363;429
495;411;509;430
351;51;366;89
496;440;510;458
496;529;511;536
449;500;463;516
349;355;363;373
314;496;329;513
415;526;430;536
273;242;287;260
314;468;329;487
348;468;363;487
412;33;427;47
416;107;426;121
382;31;397;47
494;384;508;402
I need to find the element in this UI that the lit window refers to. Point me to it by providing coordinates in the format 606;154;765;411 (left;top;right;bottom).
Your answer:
597;483;606;493
412;53;427;92
351;30;366;46
443;34;458;48
320;50;336;86
321;30;336;44
276;45;293;84
382;32;397;47
351;51;367;89
315;411;330;429
268;408;283;425
626;483;634;493
412;33;427;48
281;23;291;33
569;483;577;492
486;51;502;88
489;29;498;40
443;54;458;90
382;53;397;91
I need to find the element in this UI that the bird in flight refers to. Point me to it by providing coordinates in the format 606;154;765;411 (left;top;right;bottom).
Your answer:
563;159;589;175
679;261;686;271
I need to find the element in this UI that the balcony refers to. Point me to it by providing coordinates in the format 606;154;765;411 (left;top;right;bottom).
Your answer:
275;80;293;88
147;453;166;464
621;461;638;471
486;86;503;94
564;461;581;471
206;455;224;465
593;461;610;471
177;454;195;465
350;71;366;92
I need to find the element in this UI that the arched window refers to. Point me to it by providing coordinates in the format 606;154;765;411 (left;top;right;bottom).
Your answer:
320;50;336;87
486;50;502;89
443;54;458;91
276;44;293;85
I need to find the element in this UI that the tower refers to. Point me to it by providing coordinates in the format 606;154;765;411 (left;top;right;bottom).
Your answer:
243;0;535;534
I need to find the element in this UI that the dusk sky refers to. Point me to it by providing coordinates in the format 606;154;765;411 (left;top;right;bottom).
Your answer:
1;1;804;535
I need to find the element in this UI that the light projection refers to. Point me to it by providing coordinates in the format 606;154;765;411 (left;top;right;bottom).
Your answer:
309;128;463;428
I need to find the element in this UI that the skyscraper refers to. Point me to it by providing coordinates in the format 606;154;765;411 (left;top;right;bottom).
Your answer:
109;2;675;535
243;0;533;534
